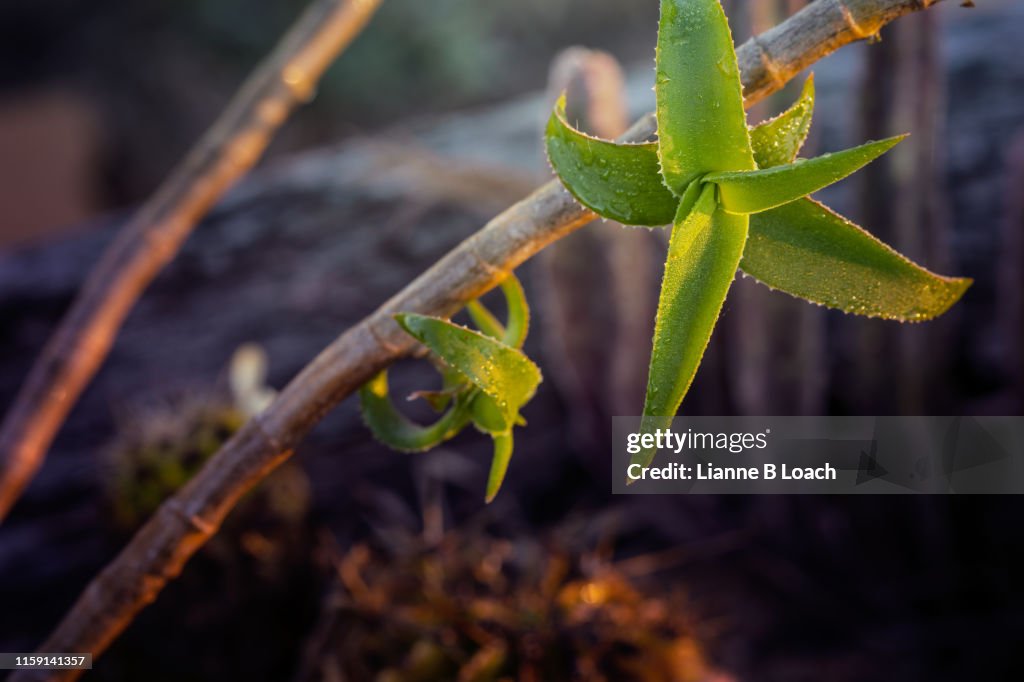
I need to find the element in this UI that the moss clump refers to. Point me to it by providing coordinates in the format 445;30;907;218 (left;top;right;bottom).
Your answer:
103;398;245;530
299;530;715;682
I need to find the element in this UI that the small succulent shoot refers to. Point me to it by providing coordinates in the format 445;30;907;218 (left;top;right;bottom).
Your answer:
359;275;541;502
545;0;971;472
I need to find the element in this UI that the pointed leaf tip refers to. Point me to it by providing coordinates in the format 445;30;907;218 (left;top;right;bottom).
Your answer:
750;74;816;169
742;197;971;321
485;431;514;502
708;135;905;214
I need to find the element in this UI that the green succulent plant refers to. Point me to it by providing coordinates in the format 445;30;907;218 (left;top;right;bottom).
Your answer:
545;0;970;471
360;275;541;502
363;0;970;496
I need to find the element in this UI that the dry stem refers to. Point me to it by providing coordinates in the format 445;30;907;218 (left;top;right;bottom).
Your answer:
0;0;384;521
14;1;945;679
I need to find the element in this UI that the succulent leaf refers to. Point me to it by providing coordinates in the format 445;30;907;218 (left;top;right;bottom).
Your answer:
485;431;514;503
546;72;818;230
359;371;471;452
395;313;541;427
707;135;905;214
497;275;530;349
750;74;815;168
656;0;755;193
369;0;970;493
470;391;512;434
742;197;971;321
545;96;678;226
635;183;748;468
466;300;505;340
466;274;530;349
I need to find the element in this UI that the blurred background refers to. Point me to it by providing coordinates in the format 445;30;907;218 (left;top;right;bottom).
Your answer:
1;0;1023;680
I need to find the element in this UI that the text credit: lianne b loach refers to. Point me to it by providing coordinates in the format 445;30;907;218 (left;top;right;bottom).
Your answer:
625;428;837;481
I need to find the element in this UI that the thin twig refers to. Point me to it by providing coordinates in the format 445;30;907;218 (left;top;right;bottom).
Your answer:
0;0;384;521
17;1;945;678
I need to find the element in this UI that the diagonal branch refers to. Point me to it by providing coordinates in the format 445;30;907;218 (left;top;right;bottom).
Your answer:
15;1;946;678
0;0;384;521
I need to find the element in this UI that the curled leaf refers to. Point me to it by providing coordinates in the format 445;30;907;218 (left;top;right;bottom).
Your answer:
545;95;678;226
656;0;755;192
465;274;530;349
466;300;505;340
362;273;538;503
742;197;971;321
707;135;905;214
359;371;471;452
498;275;530;349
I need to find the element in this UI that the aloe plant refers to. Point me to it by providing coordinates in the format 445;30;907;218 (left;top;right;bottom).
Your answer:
364;0;971;495
545;0;970;470
360;276;541;501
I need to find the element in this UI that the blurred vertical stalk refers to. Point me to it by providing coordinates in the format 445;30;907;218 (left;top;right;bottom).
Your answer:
540;48;659;453
726;0;826;416
893;10;955;411
0;0;384;521
999;132;1024;411
849;10;953;412
849;21;897;411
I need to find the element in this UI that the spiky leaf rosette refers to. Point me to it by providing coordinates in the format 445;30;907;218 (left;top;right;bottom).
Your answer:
544;0;970;470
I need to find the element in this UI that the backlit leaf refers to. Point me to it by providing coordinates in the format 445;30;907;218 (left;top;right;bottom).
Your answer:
545;96;678;226
395;313;541;426
470;391;510;435
742;197;971;321
498;275;530;349
750;74;815;169
548;72;816;228
465;274;530;349
466;300;504;340
636;183;748;469
707;135;904;214
656;0;755;192
485;432;514;503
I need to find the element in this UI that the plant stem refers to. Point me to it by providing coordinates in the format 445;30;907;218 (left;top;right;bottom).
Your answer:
14;1;945;678
0;0;384;522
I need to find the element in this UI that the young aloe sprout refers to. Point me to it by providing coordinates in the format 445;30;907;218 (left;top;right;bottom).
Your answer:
544;0;970;471
359;275;541;502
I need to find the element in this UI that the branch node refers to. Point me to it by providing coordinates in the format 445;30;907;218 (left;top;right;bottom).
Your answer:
249;411;287;455
751;34;787;91
164;498;216;537
367;320;408;357
468;247;508;282
836;0;876;39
